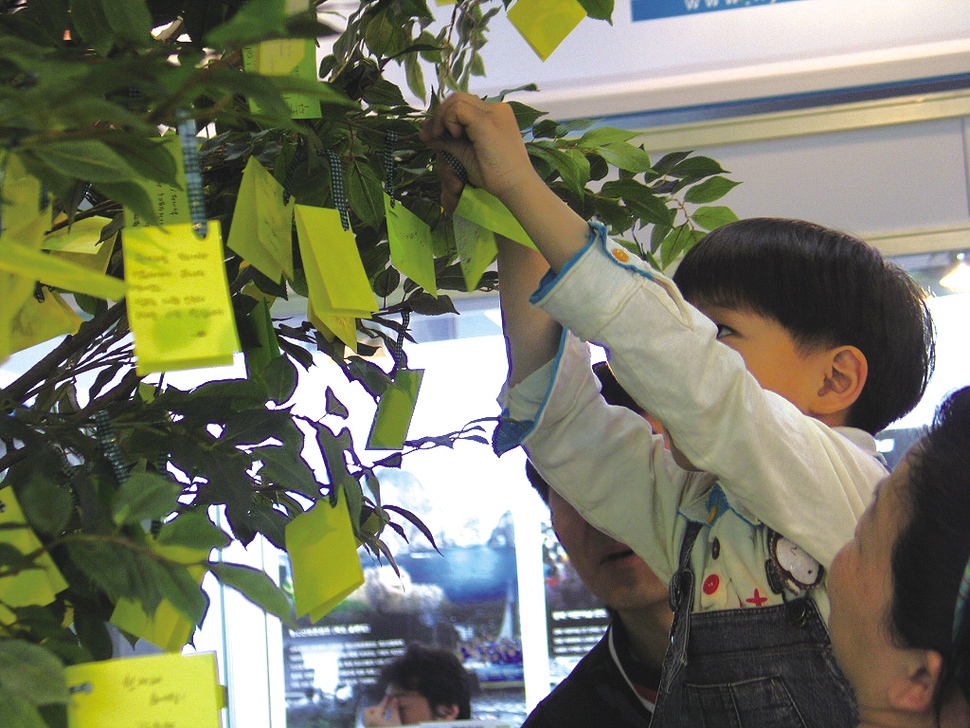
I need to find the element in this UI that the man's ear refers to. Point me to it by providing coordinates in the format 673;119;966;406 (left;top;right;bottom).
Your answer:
815;346;868;417
887;649;943;714
433;704;460;721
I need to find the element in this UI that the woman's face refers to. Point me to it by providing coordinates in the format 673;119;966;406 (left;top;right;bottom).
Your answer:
828;462;909;708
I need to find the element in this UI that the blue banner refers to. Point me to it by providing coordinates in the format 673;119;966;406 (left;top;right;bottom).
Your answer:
632;0;806;23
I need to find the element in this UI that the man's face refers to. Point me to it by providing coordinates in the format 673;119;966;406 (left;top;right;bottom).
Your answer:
549;489;668;611
383;686;435;725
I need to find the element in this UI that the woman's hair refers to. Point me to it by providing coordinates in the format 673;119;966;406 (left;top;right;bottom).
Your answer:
378;643;472;718
673;218;935;434
890;385;970;714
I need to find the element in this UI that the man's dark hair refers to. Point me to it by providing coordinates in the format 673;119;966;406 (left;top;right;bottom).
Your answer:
526;361;644;504
890;386;970;716
672;217;935;434
378;643;472;719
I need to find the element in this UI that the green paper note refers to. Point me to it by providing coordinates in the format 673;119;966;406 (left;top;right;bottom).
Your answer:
294;205;377;316
243;39;322;120
0;240;126;301
43;216;113;255
65;652;222;728
453;215;497;292
367;369;424;450
124;135;189;228
10;290;81;355
507;0;586;61
110;542;207;653
123;221;241;375
454;187;536;250
286;489;364;621
308;302;358;354
244;298;282;379
384;193;437;296
0;488;69;611
228;156;295;283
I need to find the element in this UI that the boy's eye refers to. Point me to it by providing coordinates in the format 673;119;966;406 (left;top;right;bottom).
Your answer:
715;324;735;339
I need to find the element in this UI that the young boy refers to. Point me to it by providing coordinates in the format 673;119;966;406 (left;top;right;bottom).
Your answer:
422;93;935;726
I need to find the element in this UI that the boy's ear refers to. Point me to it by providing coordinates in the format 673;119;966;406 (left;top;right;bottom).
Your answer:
815;345;868;415
433;703;460;720
887;649;943;714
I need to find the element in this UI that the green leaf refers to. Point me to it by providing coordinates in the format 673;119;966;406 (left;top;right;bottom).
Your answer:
576;0;614;21
218;408;293;447
575;126;638;147
345;356;392;398
261;355;298;405
671;154;726;179
347;160;385;230
257;445;320;500
362;11;410;58
0;639;67;706
69;0;115;56
157;511;231;552
91;180;157;224
204;0;287;47
660;224;703;269
101;0;152;44
600;178;673;227
0;687;46;728
245;501;289;550
691;205;739;231
683;176;741;204
529;144;589;197
13;455;73;537
403;52;426;102
325;387;349;418
209;562;294;621
112;472;182;527
595;142;653;173
153;559;208;626
28;140;139;183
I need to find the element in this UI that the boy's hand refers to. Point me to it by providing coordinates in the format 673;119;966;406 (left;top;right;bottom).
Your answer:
421;92;537;208
362;696;403;726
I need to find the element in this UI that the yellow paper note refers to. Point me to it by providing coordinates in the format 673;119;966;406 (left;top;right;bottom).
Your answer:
125;135;189;228
227;157;295;283
308;301;358;354
0;488;69;611
110;542;207;653
43;216;114;255
287;488;364;622
123;221;241;375
244;39;322;120
453;215;497;292
65;651;223;728
454;186;536;250
0;241;126;301
294;205;376;316
507;0;586;61
367;369;424;450
9;290;82;355
49;232;116;276
384;193;437;296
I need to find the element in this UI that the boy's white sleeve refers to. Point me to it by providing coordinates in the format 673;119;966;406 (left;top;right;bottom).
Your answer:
500;325;694;583
518;223;882;570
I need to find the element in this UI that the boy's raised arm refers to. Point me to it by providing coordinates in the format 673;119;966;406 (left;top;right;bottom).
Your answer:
421;93;589;273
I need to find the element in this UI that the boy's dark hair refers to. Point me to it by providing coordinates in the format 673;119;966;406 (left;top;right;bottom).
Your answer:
378;643;472;719
672;218;935;434
527;361;645;504
890;386;970;715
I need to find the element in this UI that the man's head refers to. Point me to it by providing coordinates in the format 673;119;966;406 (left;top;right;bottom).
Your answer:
376;644;471;724
673;218;935;433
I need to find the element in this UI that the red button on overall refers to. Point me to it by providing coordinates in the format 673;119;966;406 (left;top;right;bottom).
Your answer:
703;574;720;595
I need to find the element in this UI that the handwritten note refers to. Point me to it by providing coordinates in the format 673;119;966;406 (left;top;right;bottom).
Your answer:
125;136;189;229
286;488;364;622
227;156;295;283
243;38;322;120
110;543;207;653
308;302;358;354
384;193;437;295
454;187;536;250
65;651;223;728
294;205;377;317
367;369;424;450
507;0;586;60
0;488;69;615
453;215;497;292
9;290;81;355
123;221;240;375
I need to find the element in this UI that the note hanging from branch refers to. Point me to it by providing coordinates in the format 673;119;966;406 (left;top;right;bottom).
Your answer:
65;651;224;728
243;38;323;120
286;488;364;622
367;369;424;450
9;291;81;355
384;193;437;296
227;156;295;283
308;302;358;354
507;0;586;61
454;187;536;250
453;215;497;292
123;221;240;375
124;135;190;229
294;205;377;317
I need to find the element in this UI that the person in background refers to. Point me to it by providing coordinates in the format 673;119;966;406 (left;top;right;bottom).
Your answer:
522;361;672;726
828;385;970;728
362;643;473;726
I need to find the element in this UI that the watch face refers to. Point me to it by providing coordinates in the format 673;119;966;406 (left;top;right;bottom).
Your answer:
770;531;823;591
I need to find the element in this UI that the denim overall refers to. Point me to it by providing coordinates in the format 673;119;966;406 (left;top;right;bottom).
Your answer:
650;522;858;727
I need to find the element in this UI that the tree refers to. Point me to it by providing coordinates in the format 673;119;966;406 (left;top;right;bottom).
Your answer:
0;0;737;724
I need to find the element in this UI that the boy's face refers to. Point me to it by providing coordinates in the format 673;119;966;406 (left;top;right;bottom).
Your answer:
696;304;831;417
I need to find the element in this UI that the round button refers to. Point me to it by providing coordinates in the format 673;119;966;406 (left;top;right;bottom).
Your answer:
611;248;630;263
703;574;720;595
711;538;720;560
